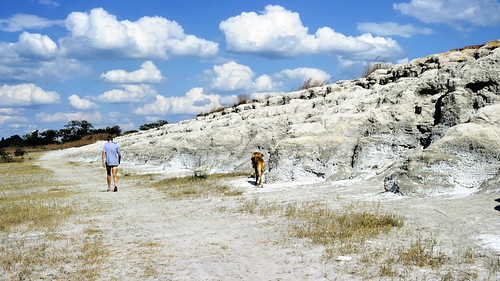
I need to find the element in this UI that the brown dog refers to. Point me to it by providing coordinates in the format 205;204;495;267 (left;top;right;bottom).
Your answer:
251;152;265;187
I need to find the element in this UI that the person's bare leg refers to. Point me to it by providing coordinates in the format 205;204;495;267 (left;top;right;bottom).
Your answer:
107;174;111;191
112;167;118;191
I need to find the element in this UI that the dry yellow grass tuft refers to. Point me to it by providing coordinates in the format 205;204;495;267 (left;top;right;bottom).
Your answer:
362;62;392;78
239;199;404;257
145;172;246;199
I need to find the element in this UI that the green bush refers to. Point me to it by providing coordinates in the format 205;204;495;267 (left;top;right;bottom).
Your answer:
14;147;25;156
0;148;12;163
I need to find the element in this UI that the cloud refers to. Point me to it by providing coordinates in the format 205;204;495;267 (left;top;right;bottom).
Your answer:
0;108;26;127
68;94;97;110
0;14;64;32
208;61;255;91
100;61;164;83
96;84;157;103
394;0;500;26
220;5;403;60
15;32;58;58
61;8;219;59
0;40;92;83
357;22;433;38
36;110;106;123
206;61;331;92
134;88;221;115
0;115;28;128
0;115;13;126
0;108;24;115
39;0;60;8
117;122;136;132
253;75;275;92
277;67;331;83
0;84;60;107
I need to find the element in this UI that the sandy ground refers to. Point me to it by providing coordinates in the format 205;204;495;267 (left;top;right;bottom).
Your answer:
35;149;500;280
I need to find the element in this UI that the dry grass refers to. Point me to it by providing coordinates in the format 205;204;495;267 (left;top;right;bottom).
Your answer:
236;197;500;280
198;93;252;117
298;78;328;90
397;237;448;268
147;172;246;199
239;199;404;257
362;62;392;78
0;156;74;231
0;154;109;280
79;233;109;279
0;194;73;232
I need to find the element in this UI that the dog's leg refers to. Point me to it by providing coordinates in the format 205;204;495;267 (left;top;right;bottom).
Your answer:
258;166;263;188
254;165;260;186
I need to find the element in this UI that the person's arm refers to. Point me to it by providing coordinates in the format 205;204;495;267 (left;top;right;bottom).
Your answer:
102;151;106;167
118;152;121;164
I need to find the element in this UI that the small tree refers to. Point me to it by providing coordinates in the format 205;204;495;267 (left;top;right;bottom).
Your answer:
40;129;60;145
23;130;41;147
105;125;121;136
59;120;94;143
14;147;25;156
139;120;168;131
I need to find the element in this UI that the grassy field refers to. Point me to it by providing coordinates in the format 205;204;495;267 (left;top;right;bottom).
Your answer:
1;153;499;280
0;153;108;280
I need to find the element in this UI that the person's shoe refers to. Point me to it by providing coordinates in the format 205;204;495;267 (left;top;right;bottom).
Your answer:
107;188;111;192
114;186;118;192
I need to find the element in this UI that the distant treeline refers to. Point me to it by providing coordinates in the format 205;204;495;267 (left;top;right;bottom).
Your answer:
0;119;168;148
0;120;120;148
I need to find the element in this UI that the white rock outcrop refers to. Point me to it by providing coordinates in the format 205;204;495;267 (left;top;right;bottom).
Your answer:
66;40;500;196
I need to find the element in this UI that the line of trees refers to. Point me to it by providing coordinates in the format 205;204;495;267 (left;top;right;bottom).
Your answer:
0;120;121;148
1;119;170;148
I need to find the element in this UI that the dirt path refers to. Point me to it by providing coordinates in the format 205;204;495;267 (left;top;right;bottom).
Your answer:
39;150;500;280
40;150;345;280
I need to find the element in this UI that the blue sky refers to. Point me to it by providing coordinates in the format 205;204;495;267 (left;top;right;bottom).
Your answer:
0;0;499;138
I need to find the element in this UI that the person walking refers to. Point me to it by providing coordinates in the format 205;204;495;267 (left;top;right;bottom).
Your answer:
102;135;121;192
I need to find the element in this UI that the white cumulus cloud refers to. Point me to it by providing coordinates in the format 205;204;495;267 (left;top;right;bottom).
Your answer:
277;68;331;83
357;22;433;38
61;8;219;59
68;94;97;110
208;61;255;91
0;40;92;82
36;110;105;123
0;14;64;32
96;84;157;103
220;5;403;60
206;61;331;93
100;61;164;83
394;0;500;26
0;84;60;107
15;32;58;58
134;87;221;115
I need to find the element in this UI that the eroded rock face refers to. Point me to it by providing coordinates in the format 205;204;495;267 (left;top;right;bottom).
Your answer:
68;40;500;196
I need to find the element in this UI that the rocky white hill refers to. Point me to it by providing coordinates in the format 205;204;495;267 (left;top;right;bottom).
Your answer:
66;40;500;196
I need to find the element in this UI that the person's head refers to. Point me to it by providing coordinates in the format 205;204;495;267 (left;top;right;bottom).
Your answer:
107;135;113;142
